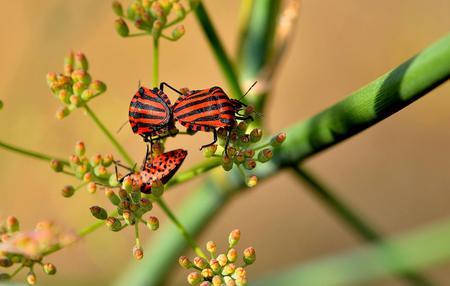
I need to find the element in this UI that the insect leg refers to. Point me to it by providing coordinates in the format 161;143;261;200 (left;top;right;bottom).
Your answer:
160;82;183;95
199;129;218;150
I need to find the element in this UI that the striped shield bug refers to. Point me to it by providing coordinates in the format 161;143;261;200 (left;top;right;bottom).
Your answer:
119;148;187;194
172;83;256;152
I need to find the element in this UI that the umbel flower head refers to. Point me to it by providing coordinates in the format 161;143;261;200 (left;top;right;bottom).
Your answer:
179;229;255;286
0;216;76;285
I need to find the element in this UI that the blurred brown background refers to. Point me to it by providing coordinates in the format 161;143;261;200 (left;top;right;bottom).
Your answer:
1;1;450;285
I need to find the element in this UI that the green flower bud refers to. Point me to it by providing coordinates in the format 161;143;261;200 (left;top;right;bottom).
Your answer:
201;268;213;279
234;267;247;278
94;165;109;179
83;172;92;183
102;154;114;167
74;52;89;71
133;246;144;260
228;229;240;248
227;248;237;263
90;154;101;166
221;155;233;171
193;256;208;269
105;189;121;206
58;89;70;104
5;216;19;233
112;1;124;16
152;20;163;38
122;210;135;225
56;106;70;120
0;273;10;280
151;179;164;196
0;257;13;267
256;148;271;162
206;241;216;254
0;100;3;110
115;18;129;37
70;154;81;166
221;263;236;276
224;276;236;286
173;2;186;19
171;25;185;40
244;105;255;116
226;146;237;157
239;135;250;146
75;141;86;156
50;159;63;172
250;128;262;143
69;95;82;107
50;74;72;92
146;216;159;231
212;275;223;286
106;217;122;231
246;175;258;187
243;158;256;170
233;152;245;164
64;51;74;75
237;121;248;133
270;132;286;147
200;281;211;286
179;256;192;269
73;81;87;96
119;200;130;210
235;275;248;286
43;263;57;275
81;89;95;101
134;19;149;31
203;144;217;158
118;188;129;200
46;72;57;87
62;185;75;198
217;254;227;267
109;174;120;187
26;272;36;285
71;70;91;84
209;259;220;273
187;271;202;285
243;247;256;265
122;176;133;192
87;182;97;194
139;198;152;211
243;149;255;158
159;0;172;14
150;2;165;18
217;127;227;139
90;206;108;220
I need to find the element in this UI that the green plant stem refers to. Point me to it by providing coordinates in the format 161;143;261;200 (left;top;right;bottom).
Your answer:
165;157;221;188
114;32;450;286
127;32;148;37
153;38;159;88
135;223;141;249
155;197;207;259
83;104;134;166
194;3;242;98
10;265;24;278
291;165;432;285
0;140;69;165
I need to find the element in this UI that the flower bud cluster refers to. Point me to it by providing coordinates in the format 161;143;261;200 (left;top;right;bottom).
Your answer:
53;141;117;197
113;0;196;41
0;217;76;285
179;229;255;286
46;51;107;119
203;111;286;187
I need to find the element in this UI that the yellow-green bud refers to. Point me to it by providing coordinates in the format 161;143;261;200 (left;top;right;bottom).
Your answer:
74;52;89;71
203;144;217;158
179;256;192;269
221;155;233;171
243;247;256;265
115;18;129;37
119;200;130;210
217;254;227;267
122;176;133;192
123;210;135;225
83;172;92;182
90;206;107;220
109;174;120;187
94;165;109;179
152;20;163;38
244;105;255;116
73;81;87;96
201;268;213;279
151;179;164;196
89;80;107;94
187;271;202;285
133;246;144;260
234;152;245;164
212;275;223;286
0;257;12;268
246;175;258;188
237;121;248;133
173;2;186;19
69;95;82;107
228;229;240;248
257;148;272;162
243;158;256;170
270;132;286;147
102;154;114;167
43;263;57;275
209;259;220;273
75;141;86;156
206;241;216;254
235;275;248;286
105;189;121;206
234;267;247;278
221;263;236;276
146;216;159;231
112;1;124;16
58;89;70;104
46;72;57;87
243;149;255;158
90;154;102;167
139;198;152;211
50;159;63;172
193;256;208;269
26;272;36;285
227;248;237;263
171;25;185;40
250;128;262;142
150;2;165;19
118;188;129;199
62;185;75;197
56;106;70;119
106;217;122;231
200;281;211;286
224;276;236;286
81;89;95;101
71;69;91;84
87;182;97;194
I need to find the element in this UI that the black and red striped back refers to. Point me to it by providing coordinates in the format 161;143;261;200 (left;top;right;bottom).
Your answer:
172;86;236;131
128;86;173;139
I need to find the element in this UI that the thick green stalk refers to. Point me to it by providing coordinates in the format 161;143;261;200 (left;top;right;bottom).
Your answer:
291;165;432;285
194;3;242;98
113;33;450;286
252;217;450;286
83;104;134;166
0;140;69;165
153;38;159;88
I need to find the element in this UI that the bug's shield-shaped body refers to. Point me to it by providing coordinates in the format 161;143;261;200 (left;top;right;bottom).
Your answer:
172;86;237;132
128;86;173;140
131;149;188;194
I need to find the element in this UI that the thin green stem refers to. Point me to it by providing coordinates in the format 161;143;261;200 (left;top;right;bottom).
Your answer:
153;38;159;88
83;104;134;166
73;182;88;194
155;197;208;259
194;3;242;98
0;140;69;165
163;8;193;29
10;265;24;278
127;32;149;38
62;170;75;176
290;165;433;285
166;157;221;188
135;223;141;249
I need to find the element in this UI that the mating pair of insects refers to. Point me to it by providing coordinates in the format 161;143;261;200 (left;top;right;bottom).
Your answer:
120;83;254;194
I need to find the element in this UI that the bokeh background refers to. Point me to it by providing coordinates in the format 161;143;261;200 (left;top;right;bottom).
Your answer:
1;1;450;285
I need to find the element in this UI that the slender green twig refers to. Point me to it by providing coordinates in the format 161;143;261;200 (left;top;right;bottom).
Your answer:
135;223;141;249
194;3;242;98
83;104;134;166
10;265;24;278
127;32;149;38
155;197;208;259
0;140;69;165
290;165;433;285
153;38;159;88
166;157;221;188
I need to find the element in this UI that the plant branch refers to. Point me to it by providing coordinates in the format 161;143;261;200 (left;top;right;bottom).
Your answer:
0;140;69;165
153;38;159;88
83;104;134;166
290;165;432;285
165;157;221;188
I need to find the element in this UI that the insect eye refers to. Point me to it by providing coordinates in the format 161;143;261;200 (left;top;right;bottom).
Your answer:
138;87;145;94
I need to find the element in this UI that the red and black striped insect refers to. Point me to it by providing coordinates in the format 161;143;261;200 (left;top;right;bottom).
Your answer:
119;148;187;194
128;83;180;143
172;84;255;151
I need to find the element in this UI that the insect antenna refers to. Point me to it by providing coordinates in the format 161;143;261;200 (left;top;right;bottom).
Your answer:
237;81;258;102
116;120;128;134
